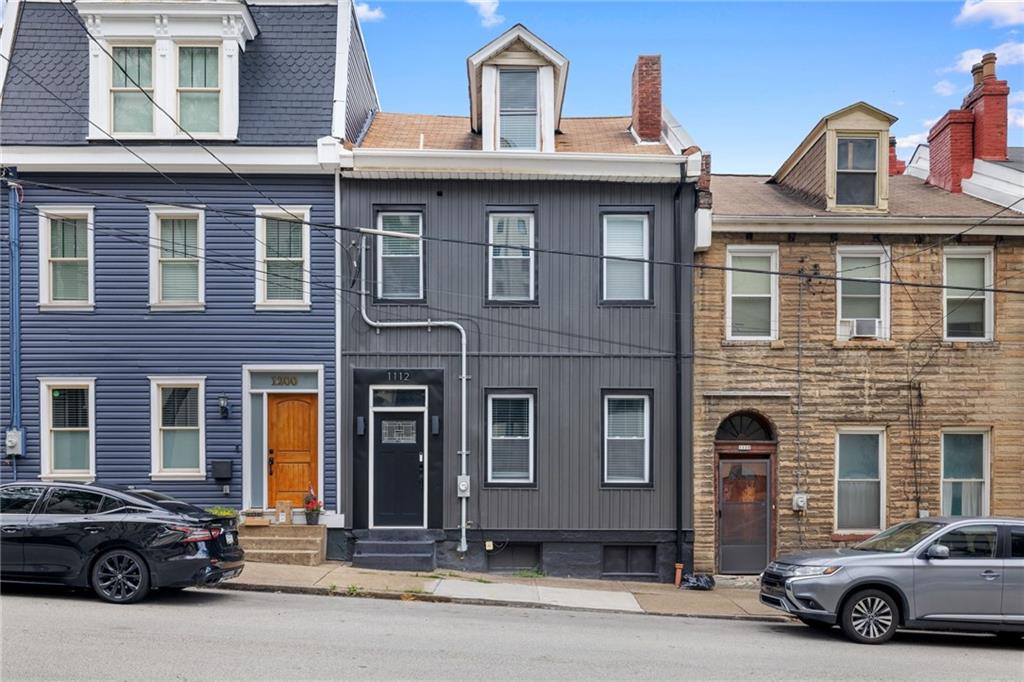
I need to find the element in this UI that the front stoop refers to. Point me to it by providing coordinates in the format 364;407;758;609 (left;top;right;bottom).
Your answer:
238;524;326;566
351;529;441;572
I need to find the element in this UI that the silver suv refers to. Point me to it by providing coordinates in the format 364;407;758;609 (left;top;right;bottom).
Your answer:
760;517;1024;644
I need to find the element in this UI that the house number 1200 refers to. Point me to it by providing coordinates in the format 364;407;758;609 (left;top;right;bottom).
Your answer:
387;371;411;382
272;375;298;386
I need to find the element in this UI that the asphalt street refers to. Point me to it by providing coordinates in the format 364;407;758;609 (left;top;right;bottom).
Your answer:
1;585;1021;680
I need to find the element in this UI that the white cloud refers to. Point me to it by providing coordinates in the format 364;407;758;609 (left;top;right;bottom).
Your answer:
933;79;958;96
895;132;930;149
955;0;1024;28
1010;92;1024;104
1010;108;1024;128
950;40;1024;72
924;118;940;127
355;2;385;22
466;0;504;28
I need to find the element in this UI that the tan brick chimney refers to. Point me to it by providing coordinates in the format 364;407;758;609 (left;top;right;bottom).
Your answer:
631;55;662;142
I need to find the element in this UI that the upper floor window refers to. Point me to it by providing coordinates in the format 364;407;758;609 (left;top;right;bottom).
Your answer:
726;246;778;340
111;46;154;134
255;206;311;309
602;214;650;303
488;213;535;302
836;137;877;207
377;212;424;301
499;69;538;150
149;209;204;309
178;46;220;134
944;248;993;341
39;378;96;481
38;206;94;310
836;247;889;340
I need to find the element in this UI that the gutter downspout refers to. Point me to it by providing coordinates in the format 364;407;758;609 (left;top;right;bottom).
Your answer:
359;236;470;552
673;160;685;583
335;168;342;516
5;168;22;480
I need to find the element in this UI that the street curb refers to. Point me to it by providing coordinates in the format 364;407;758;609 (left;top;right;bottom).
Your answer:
212;581;793;623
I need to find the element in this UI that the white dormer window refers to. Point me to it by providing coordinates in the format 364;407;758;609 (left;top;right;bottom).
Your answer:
499;69;538;150
111;46;154;134
178;46;221;133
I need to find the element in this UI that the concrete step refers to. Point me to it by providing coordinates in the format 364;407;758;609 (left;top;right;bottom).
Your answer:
351;552;435;572
352;540;435;555
238;524;326;539
240;536;323;551
243;548;323;566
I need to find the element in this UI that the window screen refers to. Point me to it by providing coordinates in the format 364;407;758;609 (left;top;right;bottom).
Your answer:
178;46;220;133
499;70;537;150
160;386;201;471
837;433;882;530
111;46;153;133
729;252;774;337
488;395;533;483
945;256;988;339
49;218;89;302
264;218;306;302
836;137;877;206
378;213;423;299
603;215;649;301
489;214;534;301
158;218;200;302
604;396;649;484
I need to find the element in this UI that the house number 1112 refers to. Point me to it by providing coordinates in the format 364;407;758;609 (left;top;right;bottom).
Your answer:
387;371;411;382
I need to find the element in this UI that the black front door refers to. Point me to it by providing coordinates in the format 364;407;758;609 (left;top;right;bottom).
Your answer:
373;411;424;527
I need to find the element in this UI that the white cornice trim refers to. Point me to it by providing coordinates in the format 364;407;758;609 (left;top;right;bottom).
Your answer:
712;215;1024;234
331;0;352;140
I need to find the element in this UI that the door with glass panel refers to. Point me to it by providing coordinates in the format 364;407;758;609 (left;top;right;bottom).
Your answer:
370;388;427;528
913;524;1003;620
719;459;770;574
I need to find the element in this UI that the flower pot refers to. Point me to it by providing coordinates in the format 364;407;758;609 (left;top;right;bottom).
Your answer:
305;511;320;526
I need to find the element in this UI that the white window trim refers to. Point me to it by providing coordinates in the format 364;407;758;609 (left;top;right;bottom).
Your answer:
148;206;205;310
376;211;424;300
834;428;886;533
486;393;535;484
254;205;312;310
603;394;651;485
940;429;991;516
38;377;96;482
37;205;95;311
602;214;650;302
836;246;890;340
488;213;535;302
175;43;223;137
943;246;994;342
149;376;207;480
496;67;541;153
725;245;779;341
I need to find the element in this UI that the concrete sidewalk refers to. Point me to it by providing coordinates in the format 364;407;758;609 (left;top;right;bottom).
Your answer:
216;562;787;621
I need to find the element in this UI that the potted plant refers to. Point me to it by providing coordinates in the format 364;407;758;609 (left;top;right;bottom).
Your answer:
303;486;323;525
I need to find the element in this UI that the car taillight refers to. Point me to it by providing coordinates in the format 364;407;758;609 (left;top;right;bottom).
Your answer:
170;525;222;542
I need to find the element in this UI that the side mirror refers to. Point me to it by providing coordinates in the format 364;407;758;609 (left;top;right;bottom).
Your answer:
926;544;950;560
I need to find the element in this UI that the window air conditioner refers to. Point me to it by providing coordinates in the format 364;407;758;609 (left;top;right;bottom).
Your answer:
851;318;880;338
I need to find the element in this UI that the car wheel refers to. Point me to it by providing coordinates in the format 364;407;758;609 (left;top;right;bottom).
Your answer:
798;617;833;631
91;549;150;604
840;589;898;644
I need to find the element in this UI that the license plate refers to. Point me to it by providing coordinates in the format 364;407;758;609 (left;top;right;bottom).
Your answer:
225;532;235;545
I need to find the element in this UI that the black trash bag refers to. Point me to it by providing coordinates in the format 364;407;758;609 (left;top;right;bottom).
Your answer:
680;574;716;591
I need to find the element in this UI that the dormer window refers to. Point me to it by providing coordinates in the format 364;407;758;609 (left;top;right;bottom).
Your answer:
111;47;154;134
499;69;538;150
836;137;878;206
178;46;221;134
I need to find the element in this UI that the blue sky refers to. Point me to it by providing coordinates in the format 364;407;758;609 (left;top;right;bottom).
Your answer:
355;0;1024;173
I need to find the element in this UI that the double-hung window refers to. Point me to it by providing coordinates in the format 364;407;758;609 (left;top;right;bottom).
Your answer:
835;430;885;532
498;69;538;150
836;247;889;340
488;213;535;302
602;214;650;302
40;378;95;481
835;137;877;207
150;377;205;479
377;212;424;300
603;394;650;485
726;246;777;340
111;46;154;134
941;431;989;516
178;46;220;134
255;207;311;309
944;248;993;341
487;394;535;484
38;207;93;309
149;209;204;308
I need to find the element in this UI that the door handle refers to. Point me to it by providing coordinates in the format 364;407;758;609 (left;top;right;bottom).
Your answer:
980;570;1001;579
0;527;17;534
84;526;103;534
268;455;274;475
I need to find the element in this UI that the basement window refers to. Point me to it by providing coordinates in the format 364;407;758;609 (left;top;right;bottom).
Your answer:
602;545;657;577
836;137;877;207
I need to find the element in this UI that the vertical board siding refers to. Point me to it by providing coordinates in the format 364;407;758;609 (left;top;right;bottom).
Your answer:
0;173;337;509
340;179;694;530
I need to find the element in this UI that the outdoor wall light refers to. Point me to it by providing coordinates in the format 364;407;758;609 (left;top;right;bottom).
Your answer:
218;394;230;419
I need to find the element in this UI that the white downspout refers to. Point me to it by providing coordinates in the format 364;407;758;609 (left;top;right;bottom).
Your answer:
359;235;470;553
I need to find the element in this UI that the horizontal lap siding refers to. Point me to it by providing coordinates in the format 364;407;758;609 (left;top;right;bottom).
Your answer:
0;173;337;508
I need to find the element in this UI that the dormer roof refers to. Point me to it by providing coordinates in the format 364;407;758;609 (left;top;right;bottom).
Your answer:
466;23;568;133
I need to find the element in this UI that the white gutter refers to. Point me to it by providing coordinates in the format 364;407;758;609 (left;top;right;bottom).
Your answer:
358;233;470;553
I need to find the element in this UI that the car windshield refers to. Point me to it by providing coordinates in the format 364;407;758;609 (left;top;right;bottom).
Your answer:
853;520;947;553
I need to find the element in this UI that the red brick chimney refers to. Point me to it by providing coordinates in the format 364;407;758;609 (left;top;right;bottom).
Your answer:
631;55;662;142
888;136;906;176
926;52;1009;192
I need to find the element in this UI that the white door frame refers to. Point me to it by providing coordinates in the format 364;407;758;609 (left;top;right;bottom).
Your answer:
368;385;428;529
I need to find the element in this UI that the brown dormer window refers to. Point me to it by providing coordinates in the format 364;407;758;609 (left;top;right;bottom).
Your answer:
836;137;877;206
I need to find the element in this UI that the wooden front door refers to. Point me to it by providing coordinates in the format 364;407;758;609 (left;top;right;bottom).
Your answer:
267;393;318;508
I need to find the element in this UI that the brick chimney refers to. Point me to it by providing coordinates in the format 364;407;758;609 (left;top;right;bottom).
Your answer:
631;55;662;142
926;52;1009;192
888;136;906;176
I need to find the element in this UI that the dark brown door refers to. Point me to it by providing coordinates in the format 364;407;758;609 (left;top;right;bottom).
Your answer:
719;459;770;574
267;394;318;508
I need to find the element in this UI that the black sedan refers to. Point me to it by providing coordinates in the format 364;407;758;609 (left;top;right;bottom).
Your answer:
0;481;244;603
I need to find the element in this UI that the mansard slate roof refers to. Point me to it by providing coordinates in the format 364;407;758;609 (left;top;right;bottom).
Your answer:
1;2;337;146
711;174;1016;219
358;113;675;155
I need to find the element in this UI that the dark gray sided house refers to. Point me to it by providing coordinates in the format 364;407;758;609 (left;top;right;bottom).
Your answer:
334;25;707;580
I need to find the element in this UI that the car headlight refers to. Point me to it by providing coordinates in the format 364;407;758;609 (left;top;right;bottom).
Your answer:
790;565;842;577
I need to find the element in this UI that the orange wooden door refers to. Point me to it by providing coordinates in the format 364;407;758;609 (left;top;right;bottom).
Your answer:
267;394;318;508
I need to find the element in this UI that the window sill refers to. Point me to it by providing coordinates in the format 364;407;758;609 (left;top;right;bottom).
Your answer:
599;300;655;308
150;303;206;312
372;299;427;307
40;474;95;483
39;303;94;312
254;303;311;312
830;532;876;542
721;339;781;347
944;339;997;348
600;483;654;490
483;482;538;489
149;472;207;481
484;301;539;308
832;339;896;350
